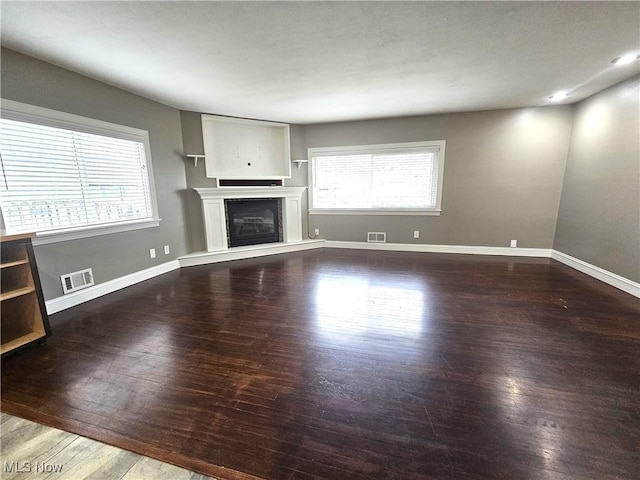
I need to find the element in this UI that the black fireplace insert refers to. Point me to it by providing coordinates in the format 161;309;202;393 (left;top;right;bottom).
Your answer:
225;198;282;247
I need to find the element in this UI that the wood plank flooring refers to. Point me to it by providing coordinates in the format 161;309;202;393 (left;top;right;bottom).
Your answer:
1;249;639;479
1;413;214;479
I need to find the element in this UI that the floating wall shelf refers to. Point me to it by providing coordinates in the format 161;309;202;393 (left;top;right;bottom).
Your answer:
292;159;309;169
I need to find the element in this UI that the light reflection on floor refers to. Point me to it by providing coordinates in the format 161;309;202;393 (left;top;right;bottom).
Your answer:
313;273;428;339
498;371;566;476
66;324;175;414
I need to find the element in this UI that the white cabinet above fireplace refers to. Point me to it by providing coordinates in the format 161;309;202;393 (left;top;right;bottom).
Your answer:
201;115;291;181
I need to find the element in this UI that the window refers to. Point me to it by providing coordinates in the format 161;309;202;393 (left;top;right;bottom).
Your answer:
0;99;159;243
308;141;445;215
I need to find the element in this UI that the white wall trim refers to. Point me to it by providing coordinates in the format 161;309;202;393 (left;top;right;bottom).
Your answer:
33;219;160;246
325;240;552;257
45;260;180;314
324;242;638;297
309;209;441;216
551;250;640;298
44;244;639;315
178;239;325;267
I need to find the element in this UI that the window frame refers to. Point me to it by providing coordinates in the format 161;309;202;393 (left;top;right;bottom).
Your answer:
0;99;160;245
308;140;446;216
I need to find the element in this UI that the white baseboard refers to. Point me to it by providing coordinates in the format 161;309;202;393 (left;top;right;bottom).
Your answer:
46;260;181;314
324;241;638;298
45;244;638;314
324;240;552;257
551;250;640;298
178;239;325;267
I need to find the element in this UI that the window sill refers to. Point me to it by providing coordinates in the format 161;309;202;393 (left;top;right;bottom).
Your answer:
309;209;442;216
31;219;161;246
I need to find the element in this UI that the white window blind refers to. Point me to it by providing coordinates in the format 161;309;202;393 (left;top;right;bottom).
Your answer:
309;142;445;213
0;101;157;236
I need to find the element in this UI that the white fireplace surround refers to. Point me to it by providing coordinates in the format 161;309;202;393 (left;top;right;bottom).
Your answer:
194;187;307;252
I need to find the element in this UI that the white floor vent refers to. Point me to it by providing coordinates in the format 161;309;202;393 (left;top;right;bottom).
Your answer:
367;232;387;243
61;268;94;294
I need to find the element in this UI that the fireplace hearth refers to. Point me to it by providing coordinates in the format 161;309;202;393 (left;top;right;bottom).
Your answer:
225;198;283;247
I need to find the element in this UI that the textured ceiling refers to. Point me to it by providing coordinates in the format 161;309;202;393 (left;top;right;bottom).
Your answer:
1;1;639;124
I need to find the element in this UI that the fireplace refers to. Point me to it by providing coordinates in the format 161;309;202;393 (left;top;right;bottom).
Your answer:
225;198;282;247
194;187;306;253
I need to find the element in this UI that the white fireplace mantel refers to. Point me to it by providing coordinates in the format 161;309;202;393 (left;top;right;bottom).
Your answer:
194;187;307;252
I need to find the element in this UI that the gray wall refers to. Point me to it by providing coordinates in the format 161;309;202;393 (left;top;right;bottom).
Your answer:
305;107;574;247
554;77;640;282
180;111;308;251
1;49;190;300
7;46;634;300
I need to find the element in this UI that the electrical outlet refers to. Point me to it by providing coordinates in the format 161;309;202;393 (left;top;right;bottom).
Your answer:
149;248;156;259
164;245;170;255
510;239;517;248
413;230;420;239
315;228;320;236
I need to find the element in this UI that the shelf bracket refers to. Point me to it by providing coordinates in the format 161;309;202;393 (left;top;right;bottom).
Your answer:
292;159;309;169
186;154;206;167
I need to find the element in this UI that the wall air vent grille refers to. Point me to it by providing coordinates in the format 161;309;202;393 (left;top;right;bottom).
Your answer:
61;268;94;294
367;232;387;243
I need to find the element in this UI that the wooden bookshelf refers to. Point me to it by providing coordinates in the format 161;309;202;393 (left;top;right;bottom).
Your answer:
1;232;51;357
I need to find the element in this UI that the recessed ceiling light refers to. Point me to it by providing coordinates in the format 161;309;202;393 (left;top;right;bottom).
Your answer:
611;53;638;66
549;91;569;102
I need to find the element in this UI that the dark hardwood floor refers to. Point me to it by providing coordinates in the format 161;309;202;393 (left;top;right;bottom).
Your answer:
2;249;639;479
